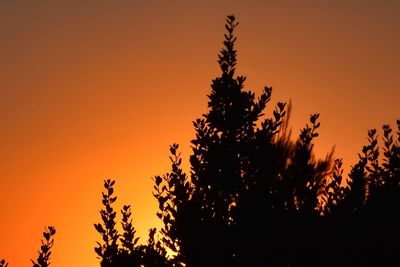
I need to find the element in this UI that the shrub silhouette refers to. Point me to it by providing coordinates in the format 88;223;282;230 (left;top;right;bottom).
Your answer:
31;226;56;267
5;13;398;267
325;122;400;266
153;15;335;267
150;15;400;267
94;179;171;267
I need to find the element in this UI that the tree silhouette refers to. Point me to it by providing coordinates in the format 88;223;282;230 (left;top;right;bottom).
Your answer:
153;15;335;267
31;226;56;267
7;13;399;267
149;14;400;267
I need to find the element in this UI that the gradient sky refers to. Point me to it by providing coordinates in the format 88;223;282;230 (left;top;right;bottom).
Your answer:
1;1;399;266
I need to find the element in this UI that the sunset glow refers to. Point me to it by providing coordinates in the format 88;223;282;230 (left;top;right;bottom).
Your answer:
1;1;399;266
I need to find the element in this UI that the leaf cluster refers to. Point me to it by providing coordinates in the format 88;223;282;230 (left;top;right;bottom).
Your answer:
31;226;56;267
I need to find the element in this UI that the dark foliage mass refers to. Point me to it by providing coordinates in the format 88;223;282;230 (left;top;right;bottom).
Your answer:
151;15;400;267
94;179;170;267
3;15;400;267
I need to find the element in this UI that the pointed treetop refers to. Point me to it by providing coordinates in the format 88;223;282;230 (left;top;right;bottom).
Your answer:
218;15;239;77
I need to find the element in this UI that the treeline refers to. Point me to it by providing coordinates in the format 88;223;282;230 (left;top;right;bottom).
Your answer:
2;15;400;267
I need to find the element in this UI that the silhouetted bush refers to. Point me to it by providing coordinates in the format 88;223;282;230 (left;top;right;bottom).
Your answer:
152;15;335;267
150;15;400;267
325;122;400;266
94;179;171;267
95;179;140;266
11;13;398;267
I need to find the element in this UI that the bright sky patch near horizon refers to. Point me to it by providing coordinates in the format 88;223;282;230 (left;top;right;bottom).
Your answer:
1;1;399;266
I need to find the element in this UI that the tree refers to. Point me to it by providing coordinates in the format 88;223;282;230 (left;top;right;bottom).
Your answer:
153;15;334;267
6;13;397;267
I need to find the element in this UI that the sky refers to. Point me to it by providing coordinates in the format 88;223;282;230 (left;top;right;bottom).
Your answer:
1;1;399;266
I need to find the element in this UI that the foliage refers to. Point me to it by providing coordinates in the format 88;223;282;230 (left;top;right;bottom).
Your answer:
94;179;171;267
10;13;400;267
151;15;400;267
31;226;56;267
139;228;170;267
94;179;120;265
153;15;335;267
325;121;400;266
120;205;139;253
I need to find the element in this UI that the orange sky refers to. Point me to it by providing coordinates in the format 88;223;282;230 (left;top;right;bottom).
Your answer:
1;1;399;266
